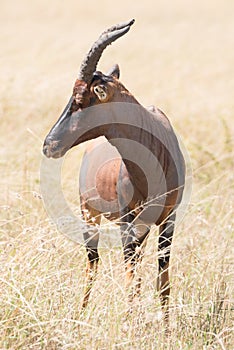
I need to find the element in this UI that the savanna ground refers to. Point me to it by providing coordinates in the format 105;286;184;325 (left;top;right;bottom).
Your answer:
0;0;233;349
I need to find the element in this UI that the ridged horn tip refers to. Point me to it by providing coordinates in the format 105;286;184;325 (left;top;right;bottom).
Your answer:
78;19;135;83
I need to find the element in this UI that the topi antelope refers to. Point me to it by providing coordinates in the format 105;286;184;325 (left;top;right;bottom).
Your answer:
43;19;185;319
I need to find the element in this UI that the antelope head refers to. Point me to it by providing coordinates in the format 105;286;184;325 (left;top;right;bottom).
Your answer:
43;19;135;158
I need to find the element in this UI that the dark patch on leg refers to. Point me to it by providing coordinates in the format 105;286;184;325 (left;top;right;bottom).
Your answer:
158;213;175;270
86;247;99;264
81;231;99;309
120;210;150;302
120;212;138;262
157;213;176;324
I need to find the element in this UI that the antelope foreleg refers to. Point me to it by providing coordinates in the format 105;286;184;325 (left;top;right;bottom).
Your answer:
81;255;99;309
81;225;100;309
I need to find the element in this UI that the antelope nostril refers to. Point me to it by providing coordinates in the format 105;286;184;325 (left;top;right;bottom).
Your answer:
42;139;65;159
43;144;50;157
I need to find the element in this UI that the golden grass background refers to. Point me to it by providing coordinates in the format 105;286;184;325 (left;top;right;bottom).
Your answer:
0;0;233;349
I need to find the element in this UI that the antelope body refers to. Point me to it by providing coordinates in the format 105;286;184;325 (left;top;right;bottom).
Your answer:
43;20;185;318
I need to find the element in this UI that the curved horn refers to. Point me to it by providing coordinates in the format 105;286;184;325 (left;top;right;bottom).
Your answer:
78;19;135;83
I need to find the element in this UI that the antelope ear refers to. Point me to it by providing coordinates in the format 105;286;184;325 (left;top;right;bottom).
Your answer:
93;85;108;102
107;64;120;79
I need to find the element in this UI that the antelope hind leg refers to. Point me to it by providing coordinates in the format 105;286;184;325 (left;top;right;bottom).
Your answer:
157;213;176;323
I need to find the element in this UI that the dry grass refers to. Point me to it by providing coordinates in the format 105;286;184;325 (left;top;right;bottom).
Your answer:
0;0;233;349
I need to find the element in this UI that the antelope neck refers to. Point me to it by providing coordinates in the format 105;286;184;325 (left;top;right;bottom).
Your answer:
103;105;160;200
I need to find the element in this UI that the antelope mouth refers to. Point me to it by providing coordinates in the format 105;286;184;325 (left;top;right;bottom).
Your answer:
43;140;68;159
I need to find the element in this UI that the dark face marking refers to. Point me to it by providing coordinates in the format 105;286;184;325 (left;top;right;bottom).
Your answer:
43;69;118;158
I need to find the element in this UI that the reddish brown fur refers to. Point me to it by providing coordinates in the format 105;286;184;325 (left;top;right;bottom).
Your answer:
71;80;90;111
77;74;184;316
44;67;185;322
42;22;184;321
